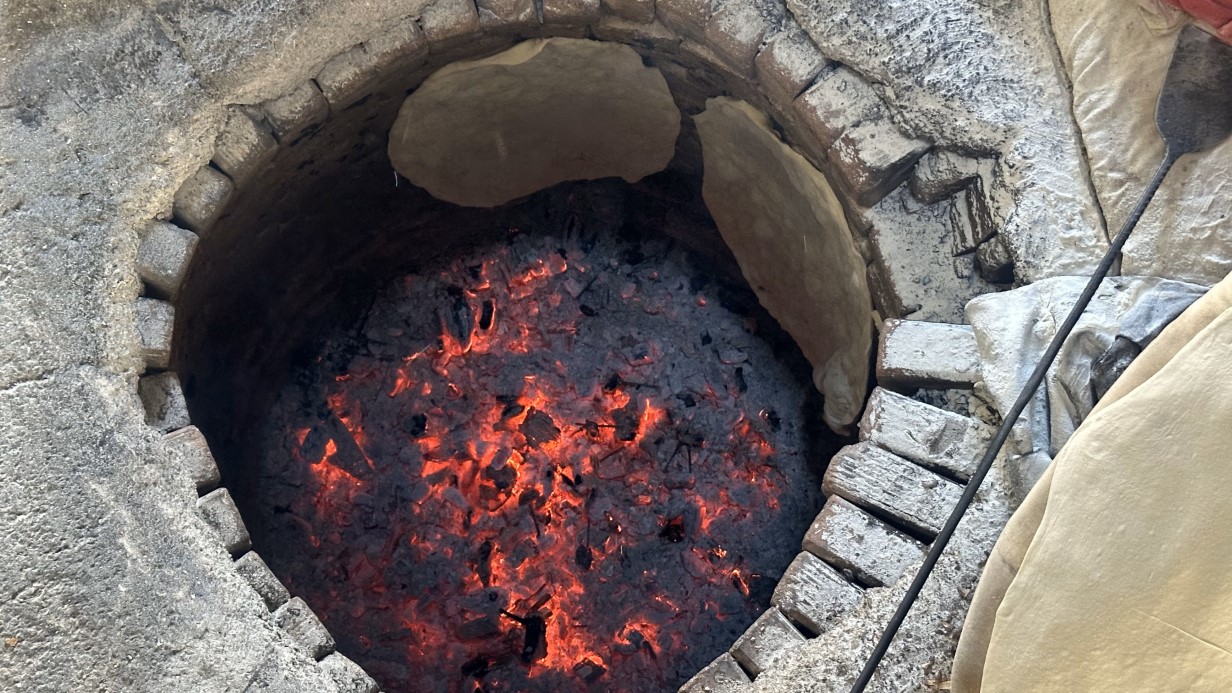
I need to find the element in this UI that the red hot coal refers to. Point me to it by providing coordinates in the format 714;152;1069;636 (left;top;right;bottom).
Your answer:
253;211;834;692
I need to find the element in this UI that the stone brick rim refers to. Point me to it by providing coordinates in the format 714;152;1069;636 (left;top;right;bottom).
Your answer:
130;2;1011;689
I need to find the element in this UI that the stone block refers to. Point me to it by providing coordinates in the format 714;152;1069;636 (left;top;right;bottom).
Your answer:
907;149;987;204
172;166;232;234
591;17;680;52
729;607;806;676
876;318;980;390
274;597;336;661
755;25;830;111
211;108;276;185
679;652;751;692
680;38;743;86
138;371;190;433
542;0;601;25
949;187;980;256
365;16;429;71
802;496;925;587
822;441;962;537
315;45;381;111
421;0;482;48
859;387;990;480
601;0;656;24
477;0;539;31
865;255;906;320
770;551;862;635
704;0;778;77
656;0;712;41
135;298;173;371
137;222;197;299
828;117;931;206
261;81;330;144
950;180;998;256
319;652;379;693
234;551;291;611
197;488;252;556
162;425;221;493
792;66;882;154
976;232;1014;284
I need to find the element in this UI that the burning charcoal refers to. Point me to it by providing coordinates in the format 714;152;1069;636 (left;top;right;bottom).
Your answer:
615;628;645;655
573;657;606;684
611;402;640;442
581;420;602;439
458;614;502;641
499;610;547;663
300;424;330;461
718;349;748;365
473;540;494;586
575;544;593;571
659;516;686;543
402;413;428;438
519;408;560;448
593;449;629;480
626;343;651;365
500;403;526;421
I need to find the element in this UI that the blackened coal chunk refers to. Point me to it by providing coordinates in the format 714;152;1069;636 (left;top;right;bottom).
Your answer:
501;403;526;421
612;402;640;441
500;610;547;663
676;393;696;408
300;424;330;460
519;408;560;448
581;420;601;439
579;304;597;317
402;413;428;438
575;543;593;571
442;289;473;345
458;614;502;641
573;657;607;683
461;656;491;677
603;372;622;393
734;366;748;394
482;459;517;490
474;539;494;585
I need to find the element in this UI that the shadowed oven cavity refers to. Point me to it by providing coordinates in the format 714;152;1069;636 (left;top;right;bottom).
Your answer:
174;35;879;693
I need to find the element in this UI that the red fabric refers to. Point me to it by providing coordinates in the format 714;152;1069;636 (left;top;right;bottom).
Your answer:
1163;0;1232;39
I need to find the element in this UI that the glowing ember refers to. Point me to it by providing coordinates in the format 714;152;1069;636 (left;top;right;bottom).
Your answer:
255;221;829;692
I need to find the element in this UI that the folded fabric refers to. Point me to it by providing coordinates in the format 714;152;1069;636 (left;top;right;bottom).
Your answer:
952;272;1232;691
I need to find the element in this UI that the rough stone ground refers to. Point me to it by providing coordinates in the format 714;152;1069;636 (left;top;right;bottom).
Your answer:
0;0;1102;690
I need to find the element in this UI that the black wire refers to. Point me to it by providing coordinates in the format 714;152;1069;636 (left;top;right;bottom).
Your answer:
848;149;1181;692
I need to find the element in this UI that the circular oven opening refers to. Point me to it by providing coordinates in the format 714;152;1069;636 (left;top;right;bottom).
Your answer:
173;35;876;693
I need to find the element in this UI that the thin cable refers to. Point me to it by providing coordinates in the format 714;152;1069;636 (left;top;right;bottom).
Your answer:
848;149;1181;693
